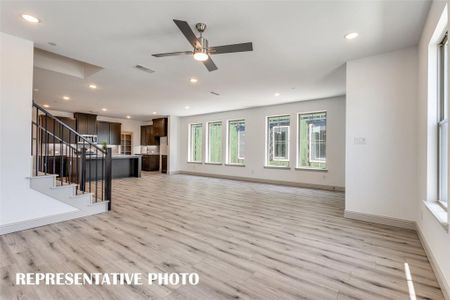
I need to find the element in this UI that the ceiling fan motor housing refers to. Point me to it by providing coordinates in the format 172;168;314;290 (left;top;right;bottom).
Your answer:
197;37;208;51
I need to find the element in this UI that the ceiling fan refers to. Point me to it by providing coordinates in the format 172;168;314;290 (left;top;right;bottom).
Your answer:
152;19;253;72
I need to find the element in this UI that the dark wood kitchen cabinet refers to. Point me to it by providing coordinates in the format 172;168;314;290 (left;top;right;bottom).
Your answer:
74;113;97;135
97;121;121;145
97;121;110;144
141;154;159;171
152;118;168;137
141;125;157;145
109;122;121;145
161;155;167;173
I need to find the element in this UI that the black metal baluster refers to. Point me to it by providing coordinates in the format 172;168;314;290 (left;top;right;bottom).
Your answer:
53;118;56;175
95;148;98;202
35;107;38;176
89;144;92;193
60;123;63;185
81;141;86;192
45;114;48;174
101;154;104;201
105;148;112;210
69;130;72;184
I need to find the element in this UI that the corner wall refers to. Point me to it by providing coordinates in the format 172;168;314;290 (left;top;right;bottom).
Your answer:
176;96;346;189
0;32;77;227
346;46;418;222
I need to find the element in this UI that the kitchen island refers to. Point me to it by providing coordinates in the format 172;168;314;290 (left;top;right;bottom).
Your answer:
84;154;141;180
40;154;141;181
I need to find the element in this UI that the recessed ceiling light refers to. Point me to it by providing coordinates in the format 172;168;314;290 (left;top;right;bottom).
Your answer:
43;104;50;108
345;32;359;40
274;93;280;97
126;115;131;119
101;108;107;112
152;112;157;115
190;78;198;83
34;88;39;92
21;14;40;23
62;96;70;100
89;84;97;89
185;106;190;110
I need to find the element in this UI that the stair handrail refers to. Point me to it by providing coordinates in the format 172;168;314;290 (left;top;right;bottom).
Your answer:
33;102;106;154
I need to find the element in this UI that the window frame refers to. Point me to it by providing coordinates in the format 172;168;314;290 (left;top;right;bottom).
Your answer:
296;111;327;170
438;32;448;210
205;120;223;164
265;114;291;168
272;125;290;161
188;122;203;163
226;119;246;165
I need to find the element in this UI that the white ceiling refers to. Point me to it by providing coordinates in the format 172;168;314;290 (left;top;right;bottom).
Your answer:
1;0;430;120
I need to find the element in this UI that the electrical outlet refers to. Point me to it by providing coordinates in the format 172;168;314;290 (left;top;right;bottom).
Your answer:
354;137;367;145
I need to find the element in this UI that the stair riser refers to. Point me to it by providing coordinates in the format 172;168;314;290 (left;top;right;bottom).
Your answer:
30;176;55;191
47;186;76;201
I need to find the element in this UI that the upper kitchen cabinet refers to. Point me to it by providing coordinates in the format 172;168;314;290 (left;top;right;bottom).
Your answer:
109;122;121;145
141;125;156;145
74;113;97;135
97;121;110;144
97;121;122;145
152;118;168;137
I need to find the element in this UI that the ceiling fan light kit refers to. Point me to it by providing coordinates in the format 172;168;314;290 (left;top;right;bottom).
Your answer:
152;19;253;71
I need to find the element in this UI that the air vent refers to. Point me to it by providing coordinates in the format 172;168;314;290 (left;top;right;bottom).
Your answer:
135;64;155;74
209;91;220;96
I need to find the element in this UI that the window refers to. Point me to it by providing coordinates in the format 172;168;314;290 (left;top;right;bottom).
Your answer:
207;121;222;163
266;115;290;167
227;120;245;164
298;112;327;170
189;123;202;162
438;33;448;209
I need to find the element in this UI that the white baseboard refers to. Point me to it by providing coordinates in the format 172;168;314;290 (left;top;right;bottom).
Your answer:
344;210;416;230
177;170;345;192
0;204;109;235
416;224;450;300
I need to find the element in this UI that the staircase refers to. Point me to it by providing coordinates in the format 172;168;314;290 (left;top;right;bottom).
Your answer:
30;102;112;216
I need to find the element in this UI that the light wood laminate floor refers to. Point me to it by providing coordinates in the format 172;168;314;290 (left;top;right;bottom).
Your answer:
0;172;444;299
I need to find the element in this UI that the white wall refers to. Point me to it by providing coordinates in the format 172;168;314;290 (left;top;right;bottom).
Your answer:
346;47;418;222
176;96;346;189
417;0;450;294
0;32;77;226
168;115;180;174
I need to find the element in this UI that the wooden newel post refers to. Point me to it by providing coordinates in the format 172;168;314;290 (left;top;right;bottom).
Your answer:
105;148;112;210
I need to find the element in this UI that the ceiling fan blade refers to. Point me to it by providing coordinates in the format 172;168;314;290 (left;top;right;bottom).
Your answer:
208;42;253;54
173;19;200;48
152;51;192;57
203;56;218;72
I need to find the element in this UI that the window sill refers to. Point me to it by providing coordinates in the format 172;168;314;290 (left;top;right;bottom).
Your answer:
187;161;202;164
295;167;328;172
264;165;291;170
204;162;223;165
424;201;449;232
225;163;245;167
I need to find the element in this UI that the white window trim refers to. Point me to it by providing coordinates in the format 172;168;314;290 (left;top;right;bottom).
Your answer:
188;123;203;163
206;121;223;164
226;119;246;165
265;114;291;167
308;123;326;163
297;111;327;169
272;125;290;161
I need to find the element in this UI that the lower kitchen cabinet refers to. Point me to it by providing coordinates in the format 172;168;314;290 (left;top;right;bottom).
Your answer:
142;154;160;171
161;155;167;173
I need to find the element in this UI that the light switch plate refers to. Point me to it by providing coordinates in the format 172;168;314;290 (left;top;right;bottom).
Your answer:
354;137;367;145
